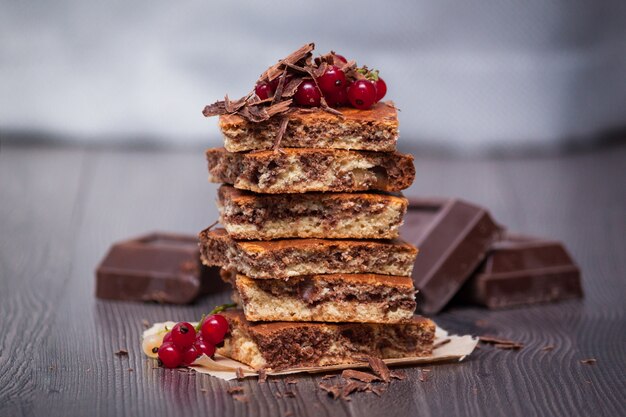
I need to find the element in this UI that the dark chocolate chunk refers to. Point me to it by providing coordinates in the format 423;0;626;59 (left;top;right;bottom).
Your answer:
95;232;223;304
459;234;583;309
401;198;502;314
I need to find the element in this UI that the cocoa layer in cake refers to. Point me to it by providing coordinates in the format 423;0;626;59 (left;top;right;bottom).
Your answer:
234;273;416;323
219;102;399;152
217;310;435;370
217;185;408;240
199;228;418;279
205;148;415;194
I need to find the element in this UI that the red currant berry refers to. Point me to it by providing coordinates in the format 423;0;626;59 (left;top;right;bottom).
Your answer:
325;88;348;108
347;80;377;110
194;339;216;358
162;331;173;344
334;54;348;64
158;342;182;368
171;322;196;349
317;66;347;96
181;345;201;366
201;314;229;345
374;77;387;102
255;82;273;100
294;80;321;107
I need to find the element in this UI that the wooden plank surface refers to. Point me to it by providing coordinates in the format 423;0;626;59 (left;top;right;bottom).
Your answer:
0;143;625;417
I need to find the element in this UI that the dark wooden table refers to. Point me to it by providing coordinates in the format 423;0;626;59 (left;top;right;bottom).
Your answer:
1;143;625;417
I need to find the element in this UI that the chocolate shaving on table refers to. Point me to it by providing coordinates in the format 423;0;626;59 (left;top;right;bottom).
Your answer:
494;343;524;350
341;369;380;383
318;382;341;399
390;370;406;380
115;349;128;357
541;345;555;352
479;335;524;347
370;384;387;396
341;380;369;399
418;369;431;382
284;391;296;398
362;356;391;383
258;368;267;383
232;394;248;403
227;386;244;394
580;358;597;365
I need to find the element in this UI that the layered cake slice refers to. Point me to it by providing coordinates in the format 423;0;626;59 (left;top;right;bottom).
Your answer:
206;148;415;194
220;102;399;152
234;272;416;323
199;228;418;278
217;185;408;240
217;310;435;370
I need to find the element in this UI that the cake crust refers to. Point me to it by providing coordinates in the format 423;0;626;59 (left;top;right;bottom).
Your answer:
199;228;418;279
217;185;408;240
205;147;415;194
219;102;399;152
217;310;435;370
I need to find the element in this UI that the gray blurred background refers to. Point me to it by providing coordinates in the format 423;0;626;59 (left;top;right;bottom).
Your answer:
1;0;626;154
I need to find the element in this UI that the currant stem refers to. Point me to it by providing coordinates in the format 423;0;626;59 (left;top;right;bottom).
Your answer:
194;303;237;332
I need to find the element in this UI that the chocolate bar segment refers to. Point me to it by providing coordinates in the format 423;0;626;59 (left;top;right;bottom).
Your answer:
219;101;399;152
96;233;220;304
458;234;583;309
235;273;416;323
401;198;502;314
199;228;418;279
218;310;435;370
205;147;415;194
217;185;408;240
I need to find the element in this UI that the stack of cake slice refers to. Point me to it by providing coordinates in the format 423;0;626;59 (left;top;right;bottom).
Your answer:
199;102;435;371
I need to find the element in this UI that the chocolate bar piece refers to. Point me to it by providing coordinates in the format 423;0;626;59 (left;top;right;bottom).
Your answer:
199;228;418;279
205;148;415;194
96;233;220;304
218;310;435;370
401;198;502;314
458;234;583;309
219;101;399;152
234;272;416;323
217;185;408;240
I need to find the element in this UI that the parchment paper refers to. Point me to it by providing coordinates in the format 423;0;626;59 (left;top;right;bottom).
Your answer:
143;322;478;381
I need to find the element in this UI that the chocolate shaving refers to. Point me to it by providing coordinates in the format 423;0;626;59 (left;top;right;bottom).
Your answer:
115;349;128;357
580;358;597;365
390;370;406;380
284;391;296;398
494;343;524;350
261;43;314;82
433;338;451;349
362;356;391;383
341;380;368;398
227;386;244;394
258;368;267;383
141;319;150;328
479;335;524;348
232;394;248;403
319;382;341;399
341;369;380;383
417;369;431;382
370;384;387;396
235;367;245;380
272;117;289;152
541;345;555;352
321;374;337;380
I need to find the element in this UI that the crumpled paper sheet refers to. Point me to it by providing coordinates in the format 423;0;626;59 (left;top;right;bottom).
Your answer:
144;322;478;381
